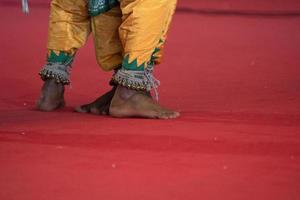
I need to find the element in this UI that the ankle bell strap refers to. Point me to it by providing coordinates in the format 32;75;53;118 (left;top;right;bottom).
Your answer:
39;62;72;85
111;67;160;101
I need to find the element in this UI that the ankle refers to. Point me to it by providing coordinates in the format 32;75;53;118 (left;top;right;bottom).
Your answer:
115;86;139;100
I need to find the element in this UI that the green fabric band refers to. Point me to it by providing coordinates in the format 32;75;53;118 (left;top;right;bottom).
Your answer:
47;50;74;66
88;0;119;16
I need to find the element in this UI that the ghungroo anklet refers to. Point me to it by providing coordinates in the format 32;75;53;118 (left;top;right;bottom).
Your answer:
111;65;160;100
39;62;72;85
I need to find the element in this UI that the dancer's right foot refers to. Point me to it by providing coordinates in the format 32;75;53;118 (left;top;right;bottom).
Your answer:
37;79;65;111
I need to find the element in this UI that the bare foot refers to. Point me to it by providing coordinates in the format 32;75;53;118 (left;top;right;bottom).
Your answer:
75;87;116;115
109;86;180;119
37;79;65;111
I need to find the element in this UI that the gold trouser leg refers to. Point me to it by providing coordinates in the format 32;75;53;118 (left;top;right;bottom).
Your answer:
47;0;91;55
151;0;177;65
91;7;123;71
119;0;177;70
90;0;176;71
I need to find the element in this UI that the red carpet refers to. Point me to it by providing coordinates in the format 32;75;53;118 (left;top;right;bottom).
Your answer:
0;1;300;200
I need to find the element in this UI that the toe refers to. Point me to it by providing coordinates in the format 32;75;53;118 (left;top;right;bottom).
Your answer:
164;111;180;119
75;105;90;113
173;111;180;118
157;111;171;120
90;107;101;115
90;104;110;115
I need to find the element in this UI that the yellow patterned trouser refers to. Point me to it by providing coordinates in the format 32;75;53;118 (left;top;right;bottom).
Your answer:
47;0;177;71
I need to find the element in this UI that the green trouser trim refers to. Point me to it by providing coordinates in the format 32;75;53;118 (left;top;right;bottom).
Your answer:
47;50;74;65
88;0;119;16
122;55;145;71
122;38;165;71
150;47;160;64
122;47;162;71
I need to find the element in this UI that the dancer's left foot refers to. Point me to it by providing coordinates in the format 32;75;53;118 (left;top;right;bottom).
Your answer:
109;85;180;119
75;87;116;115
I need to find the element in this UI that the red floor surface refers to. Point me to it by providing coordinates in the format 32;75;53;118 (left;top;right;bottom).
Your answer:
1;1;300;200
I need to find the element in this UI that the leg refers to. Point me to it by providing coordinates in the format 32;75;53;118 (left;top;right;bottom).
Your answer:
110;0;179;119
37;0;91;111
75;6;123;115
91;6;123;71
